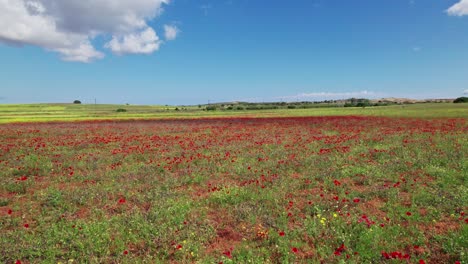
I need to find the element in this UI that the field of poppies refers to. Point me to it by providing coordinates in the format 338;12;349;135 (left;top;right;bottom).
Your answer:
0;115;466;263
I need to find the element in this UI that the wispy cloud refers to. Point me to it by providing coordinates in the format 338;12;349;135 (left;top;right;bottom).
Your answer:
234;91;378;103
447;0;468;16
277;90;376;102
464;89;468;94
164;24;180;41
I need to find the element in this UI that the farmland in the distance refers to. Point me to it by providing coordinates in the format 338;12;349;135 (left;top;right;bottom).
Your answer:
0;106;467;263
1;102;467;123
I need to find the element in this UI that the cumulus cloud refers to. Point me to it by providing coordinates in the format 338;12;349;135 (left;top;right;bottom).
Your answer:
0;0;172;62
106;28;161;55
447;0;468;16
164;25;179;41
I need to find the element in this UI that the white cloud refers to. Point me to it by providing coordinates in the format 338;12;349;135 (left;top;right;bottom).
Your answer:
56;42;105;62
447;0;468;16
0;0;171;62
164;25;179;41
106;28;161;55
464;89;468;94
278;91;376;101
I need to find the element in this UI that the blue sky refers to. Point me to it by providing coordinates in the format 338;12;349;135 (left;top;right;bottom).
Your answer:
1;0;468;105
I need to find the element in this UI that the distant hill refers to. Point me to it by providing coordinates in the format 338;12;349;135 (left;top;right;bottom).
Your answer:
199;97;456;109
371;97;454;104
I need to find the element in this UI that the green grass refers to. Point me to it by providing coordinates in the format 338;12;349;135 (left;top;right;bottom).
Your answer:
0;102;466;123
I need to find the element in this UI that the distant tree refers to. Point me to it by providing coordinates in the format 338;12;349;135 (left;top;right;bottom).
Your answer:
356;102;367;107
73;100;81;104
116;108;127;112
453;97;468;103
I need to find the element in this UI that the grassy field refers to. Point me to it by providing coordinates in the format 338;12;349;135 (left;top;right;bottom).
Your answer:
0;104;466;263
0;102;467;123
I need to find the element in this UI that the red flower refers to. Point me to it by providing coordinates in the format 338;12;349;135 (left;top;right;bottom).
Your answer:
334;244;346;256
176;244;182;250
16;261;21;264
223;250;232;258
23;223;29;228
279;231;285;237
382;251;390;259
7;209;12;215
406;212;412;216
292;247;298;253
353;198;360;203
123;250;128;255
455;261;461;264
382;251;409;260
419;260;426;264
118;198;126;204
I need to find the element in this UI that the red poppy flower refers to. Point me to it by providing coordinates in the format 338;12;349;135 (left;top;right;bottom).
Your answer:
279;231;285;236
118;198;126;204
419;260;426;264
16;261;21;264
406;212;412;216
7;209;12;215
353;198;360;203
223;250;232;258
23;223;29;228
334;243;346;256
123;250;128;255
292;247;298;253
